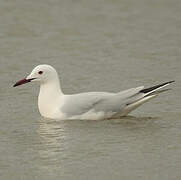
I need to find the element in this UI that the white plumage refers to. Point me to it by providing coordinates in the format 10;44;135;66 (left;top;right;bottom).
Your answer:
14;64;174;120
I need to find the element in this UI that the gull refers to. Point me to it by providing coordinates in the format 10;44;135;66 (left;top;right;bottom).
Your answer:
13;64;174;120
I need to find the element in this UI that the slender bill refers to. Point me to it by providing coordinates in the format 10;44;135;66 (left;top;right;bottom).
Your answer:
13;78;36;87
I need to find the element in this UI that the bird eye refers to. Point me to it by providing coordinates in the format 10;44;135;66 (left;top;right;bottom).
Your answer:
38;71;43;75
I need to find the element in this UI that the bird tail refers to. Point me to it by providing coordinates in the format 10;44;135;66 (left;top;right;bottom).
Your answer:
119;81;174;116
140;81;174;95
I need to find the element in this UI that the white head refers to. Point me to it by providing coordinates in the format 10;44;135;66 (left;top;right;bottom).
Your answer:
13;64;59;87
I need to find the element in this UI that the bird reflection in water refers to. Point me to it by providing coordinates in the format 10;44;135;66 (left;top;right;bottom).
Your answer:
37;118;67;164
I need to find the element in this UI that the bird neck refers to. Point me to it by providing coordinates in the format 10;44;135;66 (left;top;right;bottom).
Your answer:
38;76;63;118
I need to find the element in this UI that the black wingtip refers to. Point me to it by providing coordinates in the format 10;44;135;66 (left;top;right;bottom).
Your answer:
167;80;175;84
140;81;175;94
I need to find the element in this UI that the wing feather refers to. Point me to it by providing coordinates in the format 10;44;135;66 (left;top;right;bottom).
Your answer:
61;86;145;117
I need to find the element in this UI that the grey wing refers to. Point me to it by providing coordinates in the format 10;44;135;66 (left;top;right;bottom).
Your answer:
61;86;144;117
93;86;145;112
61;92;114;116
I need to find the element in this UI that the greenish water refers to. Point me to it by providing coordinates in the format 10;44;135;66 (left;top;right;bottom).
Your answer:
0;0;181;179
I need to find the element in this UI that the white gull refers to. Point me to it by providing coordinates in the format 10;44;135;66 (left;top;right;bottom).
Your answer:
14;64;174;120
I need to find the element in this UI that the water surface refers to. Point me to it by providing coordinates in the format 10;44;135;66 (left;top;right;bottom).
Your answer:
0;0;181;179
